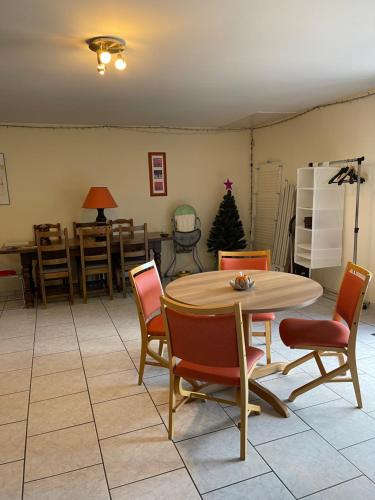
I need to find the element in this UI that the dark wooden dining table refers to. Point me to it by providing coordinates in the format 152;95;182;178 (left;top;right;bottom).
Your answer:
0;232;173;307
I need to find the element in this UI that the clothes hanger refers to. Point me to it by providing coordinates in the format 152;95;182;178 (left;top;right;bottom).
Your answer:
328;166;349;184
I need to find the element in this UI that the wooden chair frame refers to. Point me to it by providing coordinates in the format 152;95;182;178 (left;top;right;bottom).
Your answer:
161;297;261;460
218;249;273;363
116;223;148;297
78;226;113;303
35;227;74;306
129;260;168;385
282;262;372;406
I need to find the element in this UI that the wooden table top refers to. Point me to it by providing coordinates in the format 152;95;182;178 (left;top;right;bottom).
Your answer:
0;232;173;254
166;270;323;313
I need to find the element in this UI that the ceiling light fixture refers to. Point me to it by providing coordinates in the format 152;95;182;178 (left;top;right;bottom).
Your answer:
86;36;127;76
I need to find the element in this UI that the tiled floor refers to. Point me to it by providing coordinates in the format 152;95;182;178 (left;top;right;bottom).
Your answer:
1;294;375;499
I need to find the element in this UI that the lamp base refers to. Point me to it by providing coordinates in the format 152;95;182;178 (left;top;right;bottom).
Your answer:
96;208;107;224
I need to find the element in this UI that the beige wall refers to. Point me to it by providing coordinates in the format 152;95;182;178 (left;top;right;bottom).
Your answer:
0;126;251;284
253;95;375;301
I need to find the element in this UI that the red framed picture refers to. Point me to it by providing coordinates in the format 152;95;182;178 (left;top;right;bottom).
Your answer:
148;152;167;196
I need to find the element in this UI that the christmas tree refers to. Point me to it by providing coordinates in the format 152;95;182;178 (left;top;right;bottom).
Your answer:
207;179;247;255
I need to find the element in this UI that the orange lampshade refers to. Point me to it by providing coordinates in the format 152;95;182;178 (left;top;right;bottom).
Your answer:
82;187;118;209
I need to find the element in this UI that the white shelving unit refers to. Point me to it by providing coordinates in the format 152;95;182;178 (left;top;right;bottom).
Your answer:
295;167;344;269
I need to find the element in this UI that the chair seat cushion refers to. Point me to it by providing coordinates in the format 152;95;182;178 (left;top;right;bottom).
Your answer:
279;318;350;348
147;314;165;337
0;270;17;277
174;346;264;387
251;312;275;322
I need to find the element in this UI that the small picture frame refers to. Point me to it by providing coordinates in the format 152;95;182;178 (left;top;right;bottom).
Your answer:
0;153;10;205
148;152;167;196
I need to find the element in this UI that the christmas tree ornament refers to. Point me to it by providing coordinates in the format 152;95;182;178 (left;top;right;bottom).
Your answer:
224;178;233;190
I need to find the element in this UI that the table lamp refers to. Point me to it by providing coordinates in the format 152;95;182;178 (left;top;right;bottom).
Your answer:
82;187;118;223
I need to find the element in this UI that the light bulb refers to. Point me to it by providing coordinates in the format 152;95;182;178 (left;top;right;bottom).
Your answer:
99;51;111;64
97;63;105;75
115;55;127;71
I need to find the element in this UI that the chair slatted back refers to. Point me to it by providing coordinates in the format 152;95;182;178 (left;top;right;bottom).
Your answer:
218;250;271;271
110;218;134;237
73;221;110;238
78;226;112;273
161;297;245;369
33;223;62;243
119;224;148;263
35;228;71;276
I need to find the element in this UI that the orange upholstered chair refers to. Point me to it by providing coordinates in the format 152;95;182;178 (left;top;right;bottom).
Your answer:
129;260;168;384
161;296;263;460
280;262;372;406
218;249;274;363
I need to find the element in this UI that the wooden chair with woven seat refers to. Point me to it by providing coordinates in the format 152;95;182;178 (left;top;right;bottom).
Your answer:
116;223;149;297
129;260;168;385
78;226;113;303
161;296;263;460
35;227;74;306
218;249;274;363
280;261;372;406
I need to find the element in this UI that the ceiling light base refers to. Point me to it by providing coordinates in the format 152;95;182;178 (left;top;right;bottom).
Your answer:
86;36;126;54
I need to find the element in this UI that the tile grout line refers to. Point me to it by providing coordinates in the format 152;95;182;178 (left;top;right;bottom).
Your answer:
294;407;375;489
69;301;113;500
27;420;95;439
100;295;204;499
108;466;186;493
297;474;366;499
20;304;37;499
213;406;299;499
23;462;103;485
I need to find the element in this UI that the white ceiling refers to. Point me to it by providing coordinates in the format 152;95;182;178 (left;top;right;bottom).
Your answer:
1;0;375;127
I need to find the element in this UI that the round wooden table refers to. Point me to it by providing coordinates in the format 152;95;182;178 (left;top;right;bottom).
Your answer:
166;270;323;417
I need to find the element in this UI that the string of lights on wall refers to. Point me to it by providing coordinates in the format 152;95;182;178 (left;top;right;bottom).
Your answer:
86;36;127;76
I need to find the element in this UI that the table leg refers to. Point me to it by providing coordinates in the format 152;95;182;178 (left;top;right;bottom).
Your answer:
20;253;34;308
248;379;289;417
151;241;162;276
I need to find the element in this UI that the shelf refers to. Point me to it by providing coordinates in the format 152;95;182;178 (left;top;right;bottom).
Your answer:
297;244;311;251
296;251;311;259
296;226;312;232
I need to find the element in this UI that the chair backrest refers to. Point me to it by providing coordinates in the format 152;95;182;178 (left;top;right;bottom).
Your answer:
173;205;199;232
35;227;70;275
161;296;245;370
78;226;112;272
129;260;163;327
33;223;62;243
333;262;372;336
119;223;148;263
218;250;271;271
73;221;110;238
109;219;134;234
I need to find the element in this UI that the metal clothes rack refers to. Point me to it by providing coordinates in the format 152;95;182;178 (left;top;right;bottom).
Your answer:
309;156;365;264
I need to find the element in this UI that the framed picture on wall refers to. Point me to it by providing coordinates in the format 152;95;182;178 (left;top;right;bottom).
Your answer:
148;152;168;196
0;153;10;205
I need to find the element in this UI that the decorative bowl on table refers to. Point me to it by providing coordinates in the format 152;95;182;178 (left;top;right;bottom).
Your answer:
230;272;255;291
